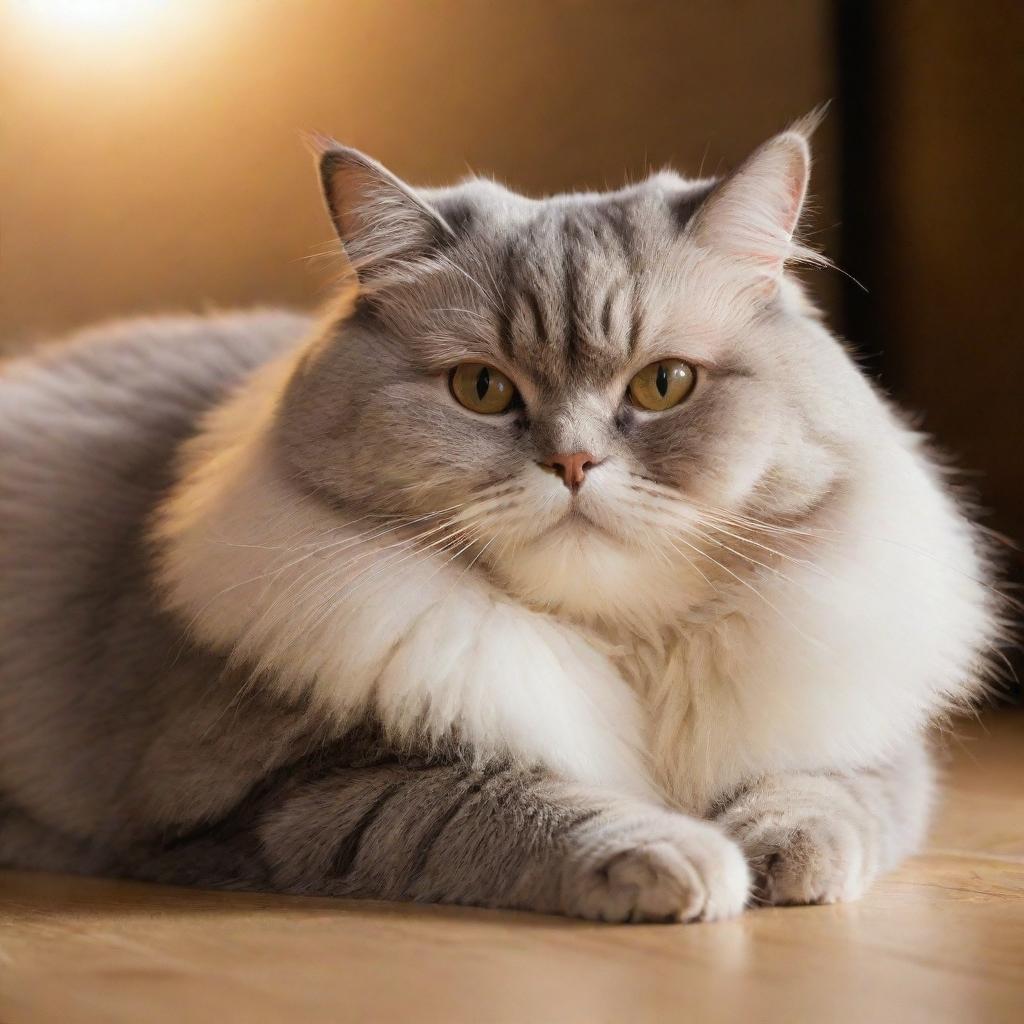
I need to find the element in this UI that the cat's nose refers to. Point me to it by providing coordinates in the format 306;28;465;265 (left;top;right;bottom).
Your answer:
539;451;602;491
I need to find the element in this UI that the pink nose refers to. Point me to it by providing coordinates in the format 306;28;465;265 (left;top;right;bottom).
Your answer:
540;451;601;491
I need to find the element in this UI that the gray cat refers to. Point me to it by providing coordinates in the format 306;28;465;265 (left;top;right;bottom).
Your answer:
0;123;997;921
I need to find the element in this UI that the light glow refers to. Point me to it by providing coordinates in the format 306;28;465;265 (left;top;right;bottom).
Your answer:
7;0;221;66
11;0;175;35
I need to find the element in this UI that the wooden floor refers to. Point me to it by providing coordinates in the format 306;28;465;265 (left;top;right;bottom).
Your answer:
2;714;1022;1024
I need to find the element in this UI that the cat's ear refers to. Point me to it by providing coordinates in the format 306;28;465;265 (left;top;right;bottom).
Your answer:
314;138;452;281
690;129;820;287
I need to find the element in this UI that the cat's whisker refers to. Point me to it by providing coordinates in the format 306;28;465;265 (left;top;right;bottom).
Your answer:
696;499;1011;600
306;520;489;630
686;524;820;603
251;510;481;637
664;538;718;592
248;515;453;608
619;484;828;587
435;528;490;578
612;504;680;570
289;509;479;598
384;523;494;605
691;518;832;581
243;506;461;563
629;481;827;542
169;516;408;650
299;533;468;636
671;531;828;652
458;530;500;579
468;479;523;500
301;503;466;544
208;512;379;554
319;503;496;594
694;506;825;541
438;533;496;598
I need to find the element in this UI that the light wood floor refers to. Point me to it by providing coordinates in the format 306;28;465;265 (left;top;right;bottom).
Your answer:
2;713;1022;1024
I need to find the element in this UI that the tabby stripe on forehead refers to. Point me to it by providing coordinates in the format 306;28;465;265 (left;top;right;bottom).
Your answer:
628;286;644;357
495;244;518;357
598;202;638;267
494;299;516;358
524;288;549;345
562;224;585;366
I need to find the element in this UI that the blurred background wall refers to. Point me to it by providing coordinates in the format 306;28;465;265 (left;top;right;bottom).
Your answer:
1;0;1021;684
0;0;840;343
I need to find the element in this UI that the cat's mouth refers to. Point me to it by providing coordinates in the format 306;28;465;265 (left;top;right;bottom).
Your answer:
552;503;617;540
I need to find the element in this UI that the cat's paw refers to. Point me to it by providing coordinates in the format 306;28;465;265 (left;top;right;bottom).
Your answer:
559;811;750;923
718;782;875;906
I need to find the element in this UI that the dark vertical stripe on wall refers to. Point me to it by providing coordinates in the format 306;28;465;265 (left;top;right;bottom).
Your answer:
835;0;885;379
836;0;1023;702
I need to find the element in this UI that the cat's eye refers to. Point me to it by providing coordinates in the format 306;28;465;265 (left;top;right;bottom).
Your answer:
449;363;518;415
627;359;696;412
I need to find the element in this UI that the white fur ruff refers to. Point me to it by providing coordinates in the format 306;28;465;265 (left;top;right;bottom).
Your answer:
155;351;992;815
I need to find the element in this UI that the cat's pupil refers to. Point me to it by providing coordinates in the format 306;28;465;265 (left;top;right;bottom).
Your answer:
476;367;490;400
656;364;668;397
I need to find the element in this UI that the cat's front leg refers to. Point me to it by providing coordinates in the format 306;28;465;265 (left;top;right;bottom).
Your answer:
262;760;752;923
553;797;751;922
715;737;935;905
142;755;751;923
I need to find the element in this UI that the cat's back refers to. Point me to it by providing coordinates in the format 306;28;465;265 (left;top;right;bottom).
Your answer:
0;309;309;657
0;311;313;825
1;309;308;442
0;309;307;492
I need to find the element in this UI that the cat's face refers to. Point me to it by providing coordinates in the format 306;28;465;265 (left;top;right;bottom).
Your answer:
279;131;845;619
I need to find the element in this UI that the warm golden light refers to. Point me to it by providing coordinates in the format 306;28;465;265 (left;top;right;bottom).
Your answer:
7;0;226;65
10;0;175;35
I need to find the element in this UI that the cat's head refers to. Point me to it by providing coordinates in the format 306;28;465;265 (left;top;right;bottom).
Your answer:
277;125;855;621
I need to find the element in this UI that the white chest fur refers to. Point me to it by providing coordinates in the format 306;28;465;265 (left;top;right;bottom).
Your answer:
156;402;991;813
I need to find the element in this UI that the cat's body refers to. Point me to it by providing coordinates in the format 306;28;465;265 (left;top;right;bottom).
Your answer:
0;127;996;920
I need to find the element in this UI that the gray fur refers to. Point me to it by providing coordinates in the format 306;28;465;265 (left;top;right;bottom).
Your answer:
716;739;935;904
0;141;979;922
0;287;751;924
279;167;813;531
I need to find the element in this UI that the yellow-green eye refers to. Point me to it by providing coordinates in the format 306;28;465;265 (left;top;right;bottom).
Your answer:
450;363;517;414
628;359;695;411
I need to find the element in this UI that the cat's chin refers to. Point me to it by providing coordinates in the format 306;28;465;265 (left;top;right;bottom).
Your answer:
487;517;705;627
548;508;619;542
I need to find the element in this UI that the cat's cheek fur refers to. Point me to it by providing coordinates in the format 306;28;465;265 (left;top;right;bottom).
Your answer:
635;445;992;812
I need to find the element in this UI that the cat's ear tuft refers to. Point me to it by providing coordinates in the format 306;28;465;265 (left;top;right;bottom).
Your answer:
690;128;823;287
313;138;452;282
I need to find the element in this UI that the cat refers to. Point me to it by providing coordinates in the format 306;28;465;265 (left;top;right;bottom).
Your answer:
0;120;999;922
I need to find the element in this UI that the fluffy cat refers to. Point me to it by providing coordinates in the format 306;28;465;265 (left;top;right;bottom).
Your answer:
0;123;998;921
